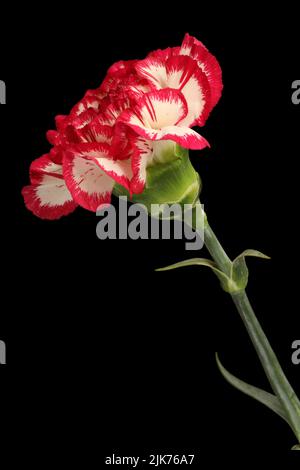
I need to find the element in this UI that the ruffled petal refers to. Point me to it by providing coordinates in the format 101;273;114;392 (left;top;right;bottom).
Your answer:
22;155;77;219
135;54;211;126
70;96;101;118
63;152;114;212
143;125;210;150
165;55;211;126
66;143;133;191
117;89;208;148
135;56;168;90
76;120;113;144
180;33;223;110
119;88;188;132
130;138;153;194
93;155;132;191
146;46;181;62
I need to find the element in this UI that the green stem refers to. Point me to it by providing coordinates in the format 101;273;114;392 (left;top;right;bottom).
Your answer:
231;291;300;441
202;216;300;443
203;220;232;277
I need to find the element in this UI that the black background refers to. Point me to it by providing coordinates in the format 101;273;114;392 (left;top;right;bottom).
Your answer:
1;5;300;466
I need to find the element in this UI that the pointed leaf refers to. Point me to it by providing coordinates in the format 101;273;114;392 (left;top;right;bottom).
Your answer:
157;257;229;282
231;249;271;291
234;249;271;262
156;258;241;292
216;353;290;424
231;256;249;290
157;257;217;271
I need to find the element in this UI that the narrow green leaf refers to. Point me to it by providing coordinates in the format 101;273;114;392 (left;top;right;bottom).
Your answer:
234;249;271;262
156;257;217;271
156;257;230;284
231;256;249;290
216;353;290;424
230;249;271;291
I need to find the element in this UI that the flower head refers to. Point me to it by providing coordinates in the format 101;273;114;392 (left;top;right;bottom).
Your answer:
22;34;223;219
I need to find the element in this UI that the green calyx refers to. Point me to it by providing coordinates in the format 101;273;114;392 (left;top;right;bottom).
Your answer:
113;145;201;214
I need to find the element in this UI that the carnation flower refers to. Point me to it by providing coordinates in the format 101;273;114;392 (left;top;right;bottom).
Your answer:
22;33;222;219
21;33;300;450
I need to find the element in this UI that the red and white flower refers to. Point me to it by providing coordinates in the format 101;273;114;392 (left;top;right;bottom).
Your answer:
22;34;223;219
